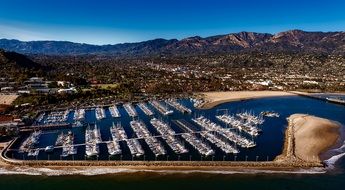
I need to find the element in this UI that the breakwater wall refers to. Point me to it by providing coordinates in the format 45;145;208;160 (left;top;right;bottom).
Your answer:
1;139;323;169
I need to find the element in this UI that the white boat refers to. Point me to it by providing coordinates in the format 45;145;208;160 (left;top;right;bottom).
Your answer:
45;145;54;153
95;107;106;120
107;141;122;155
74;108;85;121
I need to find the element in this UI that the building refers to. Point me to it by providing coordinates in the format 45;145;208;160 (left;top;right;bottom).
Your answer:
57;87;77;94
0;115;19;136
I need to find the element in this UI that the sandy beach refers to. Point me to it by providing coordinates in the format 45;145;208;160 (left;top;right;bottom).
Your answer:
199;91;294;109
276;114;341;163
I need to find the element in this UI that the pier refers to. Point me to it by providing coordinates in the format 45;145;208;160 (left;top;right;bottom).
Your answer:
109;105;121;118
181;133;214;156
150;118;188;154
95;107;106;120
138;103;154;116
166;99;192;114
130;120;166;156
150;100;173;116
20;123;72;132
216;113;262;136
74;108;85;121
124;103;138;117
193;116;256;149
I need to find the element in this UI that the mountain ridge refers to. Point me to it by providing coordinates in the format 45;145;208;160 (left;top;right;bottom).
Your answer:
1;29;345;56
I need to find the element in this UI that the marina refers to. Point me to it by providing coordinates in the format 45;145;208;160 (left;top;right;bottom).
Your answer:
107;141;122;156
4;96;345;163
181;133;214;156
110;122;128;141
200;131;239;154
126;139;144;157
19;130;41;154
2;2;345;189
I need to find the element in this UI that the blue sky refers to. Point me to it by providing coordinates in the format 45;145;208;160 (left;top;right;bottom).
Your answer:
1;0;345;44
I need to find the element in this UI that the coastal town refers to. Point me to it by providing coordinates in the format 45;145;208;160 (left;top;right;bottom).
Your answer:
1;52;345;119
2;1;345;189
1;47;345;171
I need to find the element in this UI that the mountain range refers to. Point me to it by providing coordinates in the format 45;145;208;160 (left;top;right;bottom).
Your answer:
1;30;345;56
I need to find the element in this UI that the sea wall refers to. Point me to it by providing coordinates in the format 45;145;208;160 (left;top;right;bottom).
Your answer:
0;138;322;169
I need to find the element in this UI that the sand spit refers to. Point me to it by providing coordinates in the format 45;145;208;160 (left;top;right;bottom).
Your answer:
275;114;341;164
199;91;294;109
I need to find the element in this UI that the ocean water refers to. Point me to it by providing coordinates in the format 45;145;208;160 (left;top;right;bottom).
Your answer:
1;96;345;190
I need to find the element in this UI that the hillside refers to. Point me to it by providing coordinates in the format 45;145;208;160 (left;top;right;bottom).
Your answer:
0;49;46;80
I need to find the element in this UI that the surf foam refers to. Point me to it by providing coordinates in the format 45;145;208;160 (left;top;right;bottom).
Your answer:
0;166;326;176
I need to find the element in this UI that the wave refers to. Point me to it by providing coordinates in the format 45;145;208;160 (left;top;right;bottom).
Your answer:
324;138;345;170
324;152;345;169
0;166;326;176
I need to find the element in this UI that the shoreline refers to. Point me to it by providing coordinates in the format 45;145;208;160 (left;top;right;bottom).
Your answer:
198;91;295;109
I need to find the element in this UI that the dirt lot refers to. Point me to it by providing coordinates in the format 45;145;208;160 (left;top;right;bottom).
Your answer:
0;94;19;105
